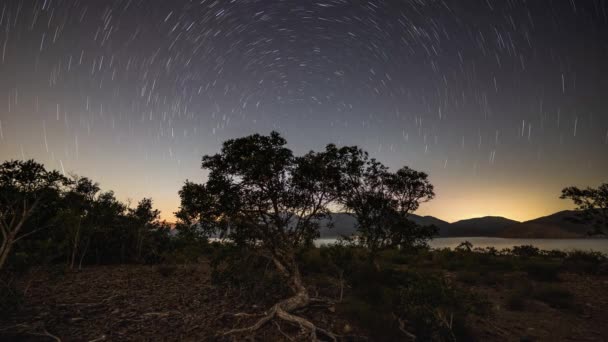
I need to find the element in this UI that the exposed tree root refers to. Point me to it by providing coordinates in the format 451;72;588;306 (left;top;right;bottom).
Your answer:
274;321;295;341
222;291;337;341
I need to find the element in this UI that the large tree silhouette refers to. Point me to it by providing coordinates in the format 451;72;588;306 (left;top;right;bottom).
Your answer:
178;132;356;339
178;131;436;339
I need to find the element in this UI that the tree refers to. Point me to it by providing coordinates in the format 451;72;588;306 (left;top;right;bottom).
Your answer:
561;183;608;235
60;175;100;270
86;191;128;264
339;147;436;259
128;198;162;263
178;132;351;339
0;160;68;271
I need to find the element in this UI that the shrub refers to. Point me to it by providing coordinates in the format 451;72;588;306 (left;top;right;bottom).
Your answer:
210;245;290;301
511;245;540;258
563;250;607;274
542;249;568;259
343;267;475;341
298;247;327;274
381;248;410;265
338;298;400;340
395;272;474;340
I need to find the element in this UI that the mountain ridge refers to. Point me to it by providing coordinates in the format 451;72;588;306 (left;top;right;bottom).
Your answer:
319;211;594;239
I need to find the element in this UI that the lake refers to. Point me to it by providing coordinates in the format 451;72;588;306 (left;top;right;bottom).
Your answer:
315;237;608;253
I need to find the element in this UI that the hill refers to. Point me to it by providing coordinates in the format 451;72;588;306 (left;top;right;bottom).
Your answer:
318;213;449;238
499;210;591;238
441;216;520;237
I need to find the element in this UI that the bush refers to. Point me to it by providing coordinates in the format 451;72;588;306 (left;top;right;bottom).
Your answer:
338;298;400;340
211;245;290;301
511;245;540;258
563;250;607;275
381;248;410;265
396;272;474;340
542;249;568;259
298;247;327;274
341;266;475;341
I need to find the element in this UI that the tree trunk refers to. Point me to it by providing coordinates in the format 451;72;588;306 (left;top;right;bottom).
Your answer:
70;219;81;270
224;256;336;340
78;238;90;271
0;236;13;271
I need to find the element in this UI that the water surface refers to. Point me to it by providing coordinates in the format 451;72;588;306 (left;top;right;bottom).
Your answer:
315;237;608;253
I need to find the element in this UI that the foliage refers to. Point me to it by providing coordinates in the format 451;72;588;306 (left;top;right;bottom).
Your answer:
561;183;608;235
175;131;379;304
0;160;69;270
511;245;540;257
1;160;173;271
210;244;290;301
339;265;474;341
338;147;437;257
562;250;607;275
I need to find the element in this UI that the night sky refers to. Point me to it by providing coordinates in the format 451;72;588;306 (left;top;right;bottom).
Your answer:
0;0;607;222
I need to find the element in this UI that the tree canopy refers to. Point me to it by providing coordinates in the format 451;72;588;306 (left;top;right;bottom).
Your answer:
561;183;608;235
176;131;437;338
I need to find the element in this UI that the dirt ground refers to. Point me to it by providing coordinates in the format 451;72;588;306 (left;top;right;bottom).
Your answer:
466;272;608;341
2;263;608;341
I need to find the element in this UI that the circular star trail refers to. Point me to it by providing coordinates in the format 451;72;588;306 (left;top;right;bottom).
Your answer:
0;0;607;222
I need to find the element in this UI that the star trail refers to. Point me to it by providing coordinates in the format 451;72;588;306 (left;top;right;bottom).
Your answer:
0;0;606;222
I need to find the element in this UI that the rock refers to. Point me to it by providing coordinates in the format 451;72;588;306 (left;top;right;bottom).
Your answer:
328;306;336;313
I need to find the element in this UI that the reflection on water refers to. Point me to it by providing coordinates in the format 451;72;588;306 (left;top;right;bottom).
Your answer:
315;237;608;253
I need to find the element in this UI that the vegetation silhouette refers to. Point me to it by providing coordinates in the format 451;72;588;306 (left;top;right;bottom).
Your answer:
561;183;608;235
0;160;172;273
1;133;607;341
176;131;437;338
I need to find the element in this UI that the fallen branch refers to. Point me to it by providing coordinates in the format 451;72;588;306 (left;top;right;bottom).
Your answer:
393;313;416;341
29;328;61;342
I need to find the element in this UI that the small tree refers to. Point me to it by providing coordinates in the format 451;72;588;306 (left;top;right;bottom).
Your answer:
339;147;436;259
86;191;128;264
0;160;68;271
178;132;352;339
561;183;608;235
128;198;162;263
60;175;100;269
